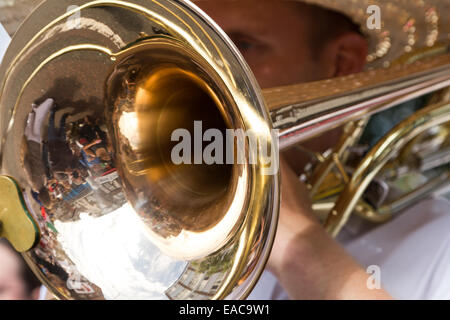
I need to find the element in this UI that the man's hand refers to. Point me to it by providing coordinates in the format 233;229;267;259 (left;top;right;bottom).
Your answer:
266;155;392;300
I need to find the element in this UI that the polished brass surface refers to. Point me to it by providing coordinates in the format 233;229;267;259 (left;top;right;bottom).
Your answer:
0;0;449;300
0;175;40;252
324;100;450;237
106;38;242;260
299;77;450;236
270;46;450;238
302;88;450;235
0;0;278;300
266;51;450;149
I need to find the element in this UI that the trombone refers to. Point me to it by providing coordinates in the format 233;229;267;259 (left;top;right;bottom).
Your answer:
0;0;449;299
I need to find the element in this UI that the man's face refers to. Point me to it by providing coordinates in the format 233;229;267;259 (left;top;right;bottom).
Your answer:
195;0;327;88
194;0;365;171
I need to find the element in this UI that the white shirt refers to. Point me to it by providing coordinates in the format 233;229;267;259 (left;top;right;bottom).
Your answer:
248;197;450;300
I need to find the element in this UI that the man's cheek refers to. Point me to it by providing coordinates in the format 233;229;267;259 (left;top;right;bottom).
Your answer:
253;63;284;88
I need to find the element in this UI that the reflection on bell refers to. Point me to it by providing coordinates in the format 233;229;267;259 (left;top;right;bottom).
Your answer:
0;0;277;300
106;38;247;260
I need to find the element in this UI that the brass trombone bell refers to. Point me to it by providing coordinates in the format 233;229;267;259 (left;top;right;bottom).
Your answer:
0;0;449;300
0;0;281;300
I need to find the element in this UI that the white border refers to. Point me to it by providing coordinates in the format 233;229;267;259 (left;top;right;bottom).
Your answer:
0;22;11;65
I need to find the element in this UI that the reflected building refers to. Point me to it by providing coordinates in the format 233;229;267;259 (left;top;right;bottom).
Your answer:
164;244;239;300
165;265;228;300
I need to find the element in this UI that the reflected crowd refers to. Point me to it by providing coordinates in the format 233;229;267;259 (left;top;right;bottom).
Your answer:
25;98;125;223
20;97;130;299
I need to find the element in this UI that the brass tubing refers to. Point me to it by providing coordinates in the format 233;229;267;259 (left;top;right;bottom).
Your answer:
265;52;450;150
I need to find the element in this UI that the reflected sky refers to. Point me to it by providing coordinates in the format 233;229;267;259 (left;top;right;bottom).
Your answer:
118;111;140;150
55;202;187;299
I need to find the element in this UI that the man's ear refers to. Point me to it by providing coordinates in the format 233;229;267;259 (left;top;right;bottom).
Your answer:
320;32;368;78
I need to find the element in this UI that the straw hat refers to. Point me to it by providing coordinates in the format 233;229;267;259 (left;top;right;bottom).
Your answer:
296;0;450;68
